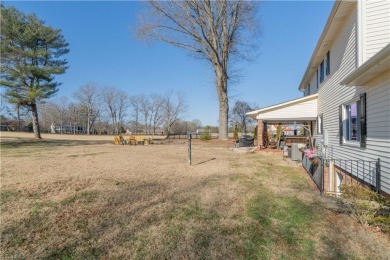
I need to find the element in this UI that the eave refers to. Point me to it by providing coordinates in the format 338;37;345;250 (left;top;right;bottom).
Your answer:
298;0;357;91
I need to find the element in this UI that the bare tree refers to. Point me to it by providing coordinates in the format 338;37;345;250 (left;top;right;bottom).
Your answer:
149;93;165;135
129;95;141;134
67;103;79;134
139;94;151;134
53;96;69;134
231;100;254;134
102;87;129;134
39;101;57;133
73;83;101;134
162;91;187;138
136;0;259;139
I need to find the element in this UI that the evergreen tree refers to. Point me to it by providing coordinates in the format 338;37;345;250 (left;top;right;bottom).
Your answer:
0;5;69;138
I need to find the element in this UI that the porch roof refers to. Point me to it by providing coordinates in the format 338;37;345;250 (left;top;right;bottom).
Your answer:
246;94;318;122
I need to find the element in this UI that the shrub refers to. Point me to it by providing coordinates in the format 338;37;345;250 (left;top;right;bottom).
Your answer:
276;125;282;140
200;131;211;141
340;184;390;232
233;126;239;140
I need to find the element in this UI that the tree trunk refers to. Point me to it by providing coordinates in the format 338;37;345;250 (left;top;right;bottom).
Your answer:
216;67;229;140
165;125;171;139
30;102;42;139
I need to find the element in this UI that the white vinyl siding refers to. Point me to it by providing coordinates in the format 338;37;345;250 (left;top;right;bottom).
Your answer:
316;5;390;195
308;72;319;95
361;0;390;63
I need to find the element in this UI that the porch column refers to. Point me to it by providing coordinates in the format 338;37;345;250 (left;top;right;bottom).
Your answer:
257;119;263;148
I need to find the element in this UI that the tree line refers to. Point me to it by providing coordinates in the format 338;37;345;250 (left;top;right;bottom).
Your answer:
1;82;192;137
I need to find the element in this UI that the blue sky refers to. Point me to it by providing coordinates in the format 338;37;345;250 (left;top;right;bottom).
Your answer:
3;1;334;126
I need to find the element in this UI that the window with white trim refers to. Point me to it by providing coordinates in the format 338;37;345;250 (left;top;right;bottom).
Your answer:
339;93;366;147
345;102;360;141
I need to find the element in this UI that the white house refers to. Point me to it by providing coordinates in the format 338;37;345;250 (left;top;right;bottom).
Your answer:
248;0;390;196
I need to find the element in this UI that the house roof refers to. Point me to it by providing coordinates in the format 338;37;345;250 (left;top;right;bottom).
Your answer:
246;94;318;122
298;0;357;91
340;43;390;87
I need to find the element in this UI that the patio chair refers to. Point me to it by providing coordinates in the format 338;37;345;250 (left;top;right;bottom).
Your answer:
113;136;120;145
127;135;136;145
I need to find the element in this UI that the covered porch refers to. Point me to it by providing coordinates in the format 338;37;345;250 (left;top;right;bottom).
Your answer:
247;94;318;153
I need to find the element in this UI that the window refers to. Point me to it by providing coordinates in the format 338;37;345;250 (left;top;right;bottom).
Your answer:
316;69;319;88
345;102;360;141
326;51;330;76
339;93;366;147
320;60;325;83
317;114;323;134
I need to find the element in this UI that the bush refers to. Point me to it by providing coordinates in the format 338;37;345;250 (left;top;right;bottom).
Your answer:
340;184;390;232
233;126;239;140
200;131;211;141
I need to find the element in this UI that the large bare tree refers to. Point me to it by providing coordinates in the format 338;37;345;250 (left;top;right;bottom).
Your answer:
136;0;259;139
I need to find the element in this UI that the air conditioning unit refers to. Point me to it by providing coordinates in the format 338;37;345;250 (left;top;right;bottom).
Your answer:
291;143;304;161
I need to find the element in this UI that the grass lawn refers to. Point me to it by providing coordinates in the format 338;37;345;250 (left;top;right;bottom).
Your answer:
1;132;389;259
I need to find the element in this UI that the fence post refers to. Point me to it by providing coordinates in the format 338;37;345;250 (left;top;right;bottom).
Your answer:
376;158;381;194
187;132;192;165
321;157;324;195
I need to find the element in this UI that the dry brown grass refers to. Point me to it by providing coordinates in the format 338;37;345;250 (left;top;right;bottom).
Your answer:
1;132;389;259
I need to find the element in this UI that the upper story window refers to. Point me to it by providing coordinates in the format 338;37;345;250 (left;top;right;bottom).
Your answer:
326;51;330;76
320;60;325;83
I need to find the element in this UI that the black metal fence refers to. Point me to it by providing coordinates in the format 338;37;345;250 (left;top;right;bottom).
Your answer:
169;133;218;139
302;155;381;195
333;158;380;193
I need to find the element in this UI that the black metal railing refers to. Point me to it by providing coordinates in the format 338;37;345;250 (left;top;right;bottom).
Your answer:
302;153;381;195
333;158;380;193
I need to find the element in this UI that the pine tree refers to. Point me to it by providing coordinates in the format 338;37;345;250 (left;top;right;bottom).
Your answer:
0;5;69;138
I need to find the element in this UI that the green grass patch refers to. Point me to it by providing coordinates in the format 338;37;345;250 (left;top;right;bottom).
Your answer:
0;190;20;205
43;244;104;260
61;191;99;205
244;189;316;259
29;201;58;217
